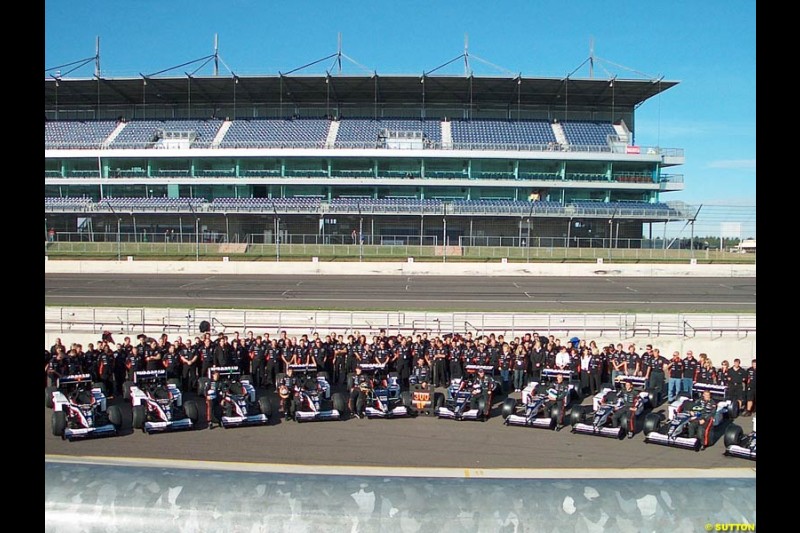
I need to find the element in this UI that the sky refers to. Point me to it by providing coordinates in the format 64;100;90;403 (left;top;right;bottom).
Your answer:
44;1;756;236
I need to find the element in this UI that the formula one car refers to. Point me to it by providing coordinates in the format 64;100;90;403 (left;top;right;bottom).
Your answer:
280;364;347;422
435;368;499;421
724;415;756;461
200;366;271;429
361;370;412;419
569;378;652;439
126;369;201;434
501;384;560;430
47;374;122;441
642;394;737;451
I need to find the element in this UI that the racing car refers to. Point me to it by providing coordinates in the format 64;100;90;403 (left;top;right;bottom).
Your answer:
125;369;201;434
361;370;412;419
501;368;577;429
642;386;737;451
569;376;652;439
47;374;122;441
280;364;347;422
723;414;756;461
501;383;560;430
434;366;499;421
199;366;272;429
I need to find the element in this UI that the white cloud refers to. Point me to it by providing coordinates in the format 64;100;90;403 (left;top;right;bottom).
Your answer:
706;159;756;170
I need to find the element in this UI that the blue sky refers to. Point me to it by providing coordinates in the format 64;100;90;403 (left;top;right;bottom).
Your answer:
45;1;756;213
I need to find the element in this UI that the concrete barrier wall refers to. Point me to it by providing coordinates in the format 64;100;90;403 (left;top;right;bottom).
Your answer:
45;460;756;533
45;258;756;277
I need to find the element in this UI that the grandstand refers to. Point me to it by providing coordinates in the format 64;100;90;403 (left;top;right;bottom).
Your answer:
44;72;689;249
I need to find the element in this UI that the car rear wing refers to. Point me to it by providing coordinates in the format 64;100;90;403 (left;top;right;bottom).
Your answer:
287;363;317;375
134;369;167;384
692;382;728;400
57;374;93;388
206;366;242;379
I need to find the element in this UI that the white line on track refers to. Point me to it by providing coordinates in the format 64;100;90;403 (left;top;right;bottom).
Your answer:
45;455;756;479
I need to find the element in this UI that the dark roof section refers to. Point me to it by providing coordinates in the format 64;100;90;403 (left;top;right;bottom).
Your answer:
44;74;677;111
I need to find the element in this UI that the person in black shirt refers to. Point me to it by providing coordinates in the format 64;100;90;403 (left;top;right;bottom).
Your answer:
682;350;698;397
333;335;349;388
727;358;747;412
687;389;717;448
610;380;639;438
179;340;199;394
409;357;431;388
512;344;528;393
529;340;546;381
277;367;301;421
348;366;371;419
94;348;113;391
743;359;756;416
666;351;684;402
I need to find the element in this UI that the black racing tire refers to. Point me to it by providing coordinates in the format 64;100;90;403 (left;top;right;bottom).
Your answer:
433;392;444;411
197;377;210;397
570;407;583;427
724;424;744;447
123;381;135;401
332;392;347;417
501;397;516;419
728;401;739;420
52;410;67;438
643;413;661;436
45;386;57;409
258;396;273;419
132;404;145;430
401;391;412;409
107;405;123;430
184;400;200;425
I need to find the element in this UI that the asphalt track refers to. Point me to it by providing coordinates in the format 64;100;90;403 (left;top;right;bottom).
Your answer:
44;274;756;313
44;385;756;471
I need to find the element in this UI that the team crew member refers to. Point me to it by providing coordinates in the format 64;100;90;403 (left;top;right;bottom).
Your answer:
727;358;747;413
448;338;465;383
743;359;756;416
144;339;162;371
498;343;513;394
249;337;265;388
96;346;115;397
610;380;640;438
696;358;717;385
625;344;640;377
666;351;684;402
125;346;143;382
348;366;371;419
682;350;699;396
409;357;431;388
199;338;216;380
512;344;528;393
277;367;301;421
529;339;546;381
179;340;199;394
162;344;181;382
333;335;349;387
544;373;570;430
687;389;717;449
468;368;495;416
585;348;603;396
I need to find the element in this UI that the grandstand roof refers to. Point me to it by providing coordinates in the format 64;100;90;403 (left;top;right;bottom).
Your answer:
44;74;677;111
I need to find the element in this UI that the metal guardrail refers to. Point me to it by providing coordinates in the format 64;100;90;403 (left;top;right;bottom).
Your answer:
45;307;756;340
